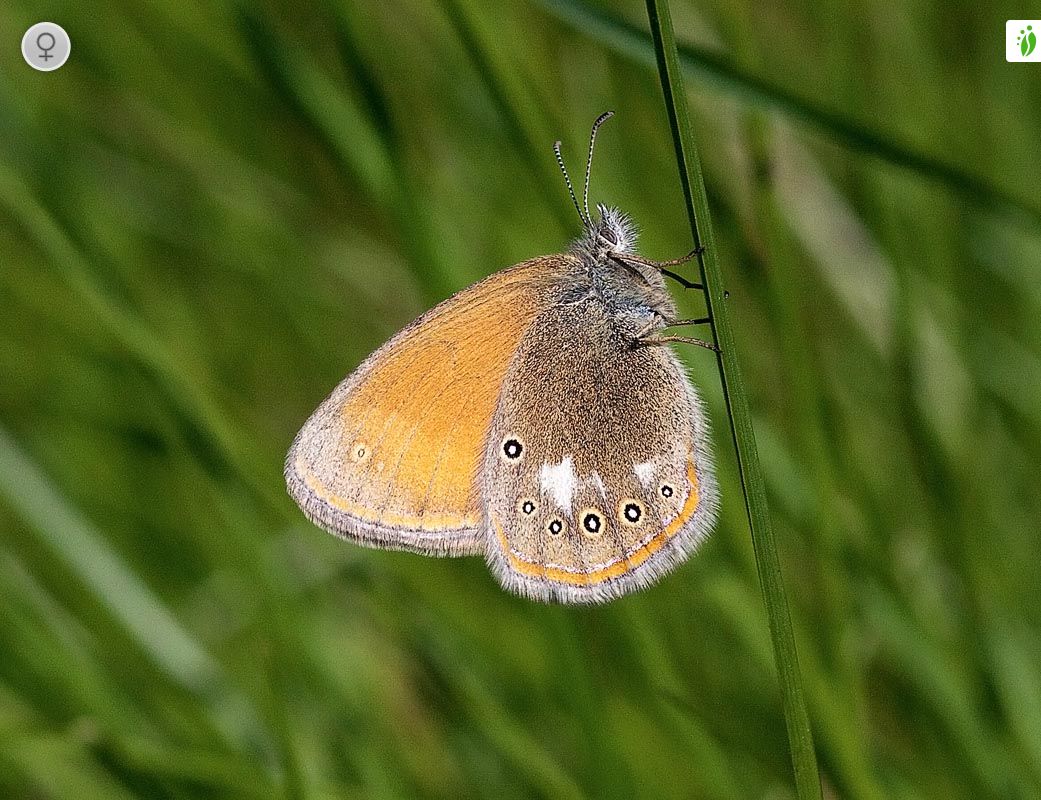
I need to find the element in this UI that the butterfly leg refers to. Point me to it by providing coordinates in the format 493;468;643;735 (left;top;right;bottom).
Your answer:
661;269;703;290
638;334;720;352
639;316;718;351
612;247;706;290
665;317;711;328
632;315;711;340
648;247;705;290
646;246;705;268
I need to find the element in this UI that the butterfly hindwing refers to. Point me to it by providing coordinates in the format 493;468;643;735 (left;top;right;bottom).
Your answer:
286;256;577;555
482;296;718;602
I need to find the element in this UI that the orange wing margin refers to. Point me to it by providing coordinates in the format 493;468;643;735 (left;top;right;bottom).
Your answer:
285;256;576;556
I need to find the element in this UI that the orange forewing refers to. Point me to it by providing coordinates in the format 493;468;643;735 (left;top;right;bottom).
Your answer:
285;256;574;555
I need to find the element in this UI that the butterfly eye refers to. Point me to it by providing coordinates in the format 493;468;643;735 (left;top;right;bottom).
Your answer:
660;483;674;498
601;227;618;245
351;442;370;463
501;436;525;462
580;509;604;538
518;498;537;516
618;499;644;526
546;518;564;536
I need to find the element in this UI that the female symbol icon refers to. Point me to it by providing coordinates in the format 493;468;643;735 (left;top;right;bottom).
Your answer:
36;32;56;61
21;22;70;71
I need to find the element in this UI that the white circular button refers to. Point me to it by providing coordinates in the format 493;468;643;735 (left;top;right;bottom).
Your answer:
22;22;71;72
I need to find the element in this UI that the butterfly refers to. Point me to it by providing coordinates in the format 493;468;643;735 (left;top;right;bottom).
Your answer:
285;112;719;603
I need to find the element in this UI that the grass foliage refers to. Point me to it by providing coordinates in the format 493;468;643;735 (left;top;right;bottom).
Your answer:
645;0;820;795
2;0;1040;798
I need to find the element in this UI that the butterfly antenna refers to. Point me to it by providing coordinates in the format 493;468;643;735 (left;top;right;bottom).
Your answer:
583;110;614;223
554;140;587;227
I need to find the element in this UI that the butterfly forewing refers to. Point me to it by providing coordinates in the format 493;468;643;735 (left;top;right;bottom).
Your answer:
286;257;575;555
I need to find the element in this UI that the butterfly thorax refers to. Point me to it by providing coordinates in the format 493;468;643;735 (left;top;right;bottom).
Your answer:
569;204;677;333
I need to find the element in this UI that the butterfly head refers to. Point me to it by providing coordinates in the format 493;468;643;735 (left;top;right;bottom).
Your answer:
588;203;638;254
555;113;641;260
555;113;674;318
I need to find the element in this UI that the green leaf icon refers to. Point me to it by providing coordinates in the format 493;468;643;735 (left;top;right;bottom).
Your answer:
1027;31;1038;57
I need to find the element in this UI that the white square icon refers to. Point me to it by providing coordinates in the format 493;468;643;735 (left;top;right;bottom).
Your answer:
1007;20;1040;61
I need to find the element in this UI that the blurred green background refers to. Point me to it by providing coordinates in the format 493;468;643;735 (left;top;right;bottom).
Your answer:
2;0;1041;797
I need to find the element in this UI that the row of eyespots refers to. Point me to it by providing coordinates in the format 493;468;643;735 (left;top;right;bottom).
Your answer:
518;497;650;531
541;508;610;540
538;513;589;538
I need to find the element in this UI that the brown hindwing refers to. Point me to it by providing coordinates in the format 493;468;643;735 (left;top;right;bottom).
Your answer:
482;296;719;601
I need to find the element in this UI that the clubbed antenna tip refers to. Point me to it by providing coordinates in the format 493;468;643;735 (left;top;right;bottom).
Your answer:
583;110;614;223
554;111;615;230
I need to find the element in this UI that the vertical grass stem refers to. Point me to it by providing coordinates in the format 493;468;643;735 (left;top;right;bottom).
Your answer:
644;1;823;796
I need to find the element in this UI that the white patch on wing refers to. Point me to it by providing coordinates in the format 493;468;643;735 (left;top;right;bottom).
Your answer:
634;461;656;488
540;456;577;510
588;471;607;500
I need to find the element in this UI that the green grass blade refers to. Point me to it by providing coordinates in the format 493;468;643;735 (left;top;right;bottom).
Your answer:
0;426;217;691
0;686;139;800
989;620;1041;783
236;4;461;305
0;425;267;757
107;736;277;797
417;627;586;800
439;0;575;232
0;161;283;514
643;1;822;797
538;0;1041;227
